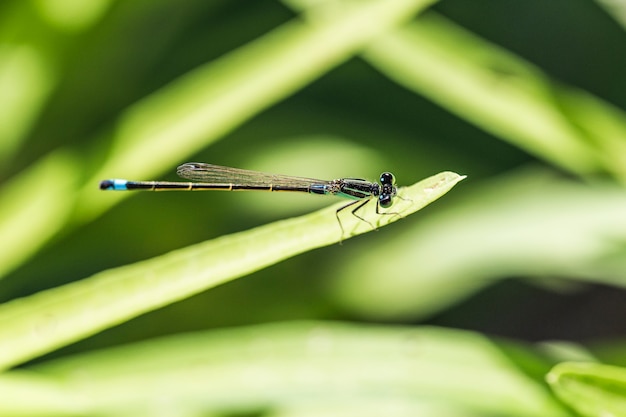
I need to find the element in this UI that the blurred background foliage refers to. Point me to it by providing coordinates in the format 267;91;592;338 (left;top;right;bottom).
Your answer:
2;0;626;415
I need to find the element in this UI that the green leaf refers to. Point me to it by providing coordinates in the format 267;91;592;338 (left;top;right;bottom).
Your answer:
0;171;464;370
0;372;87;417
547;362;626;417
25;322;567;417
0;151;79;280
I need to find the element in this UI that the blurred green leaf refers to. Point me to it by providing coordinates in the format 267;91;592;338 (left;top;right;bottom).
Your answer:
0;151;79;279
0;44;54;158
21;322;569;417
593;0;626;30
0;0;113;161
547;362;626;417
34;0;113;31
0;371;86;417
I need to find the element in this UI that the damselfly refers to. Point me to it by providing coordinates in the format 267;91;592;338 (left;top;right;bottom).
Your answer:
100;162;399;235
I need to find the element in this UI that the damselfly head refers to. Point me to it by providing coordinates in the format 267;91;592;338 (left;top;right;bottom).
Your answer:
379;193;393;208
380;172;395;185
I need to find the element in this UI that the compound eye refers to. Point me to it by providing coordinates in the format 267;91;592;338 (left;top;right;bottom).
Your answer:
380;172;395;185
379;194;393;208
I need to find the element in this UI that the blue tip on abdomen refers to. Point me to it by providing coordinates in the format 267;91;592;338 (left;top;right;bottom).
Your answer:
100;179;129;191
